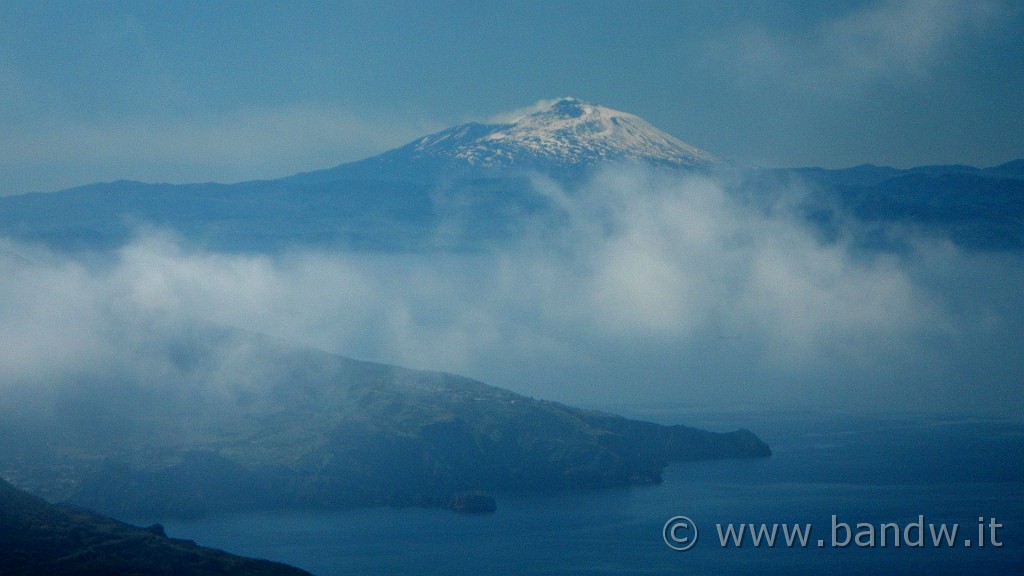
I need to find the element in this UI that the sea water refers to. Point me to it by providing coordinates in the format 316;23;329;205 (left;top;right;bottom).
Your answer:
158;412;1024;575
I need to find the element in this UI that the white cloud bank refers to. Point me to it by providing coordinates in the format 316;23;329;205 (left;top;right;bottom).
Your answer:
1;167;1021;418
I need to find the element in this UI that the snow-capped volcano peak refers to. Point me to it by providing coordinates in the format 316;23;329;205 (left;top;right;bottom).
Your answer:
289;98;721;184
403;97;719;170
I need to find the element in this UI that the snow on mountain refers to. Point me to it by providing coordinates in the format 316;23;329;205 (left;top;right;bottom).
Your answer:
287;98;720;184
391;98;719;169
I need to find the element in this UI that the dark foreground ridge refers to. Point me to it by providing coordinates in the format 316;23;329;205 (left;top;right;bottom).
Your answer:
2;330;770;519
0;477;311;575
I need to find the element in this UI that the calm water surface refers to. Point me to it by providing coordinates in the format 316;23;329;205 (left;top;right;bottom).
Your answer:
158;412;1024;575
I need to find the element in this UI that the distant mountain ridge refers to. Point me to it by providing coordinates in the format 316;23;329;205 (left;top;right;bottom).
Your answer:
784;158;1024;187
0;98;1020;252
750;161;1024;250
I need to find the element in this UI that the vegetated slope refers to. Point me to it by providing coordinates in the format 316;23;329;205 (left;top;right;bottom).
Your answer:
1;330;769;519
0;477;311;575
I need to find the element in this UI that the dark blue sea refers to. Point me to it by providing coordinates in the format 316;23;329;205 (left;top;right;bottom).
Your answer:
158;412;1024;575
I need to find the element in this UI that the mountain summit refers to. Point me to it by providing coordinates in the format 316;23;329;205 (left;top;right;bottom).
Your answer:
407;97;719;168
293;98;720;182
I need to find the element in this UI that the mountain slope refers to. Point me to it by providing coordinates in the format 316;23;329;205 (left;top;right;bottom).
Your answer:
764;165;1024;250
289;97;721;183
0;477;311;575
0;178;439;252
1;329;770;519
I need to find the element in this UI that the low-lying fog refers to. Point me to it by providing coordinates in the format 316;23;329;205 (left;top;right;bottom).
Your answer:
2;168;1022;420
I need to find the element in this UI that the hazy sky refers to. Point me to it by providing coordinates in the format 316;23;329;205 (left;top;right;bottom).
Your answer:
2;2;1022;420
2;0;1022;196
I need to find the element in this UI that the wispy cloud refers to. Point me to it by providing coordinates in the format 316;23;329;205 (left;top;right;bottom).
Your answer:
485;98;569;124
822;0;999;79
712;0;1004;94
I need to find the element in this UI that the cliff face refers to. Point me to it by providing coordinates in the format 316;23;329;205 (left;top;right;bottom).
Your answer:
0;477;311;575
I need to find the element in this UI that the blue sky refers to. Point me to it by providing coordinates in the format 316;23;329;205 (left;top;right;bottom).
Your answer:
2;0;1022;195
